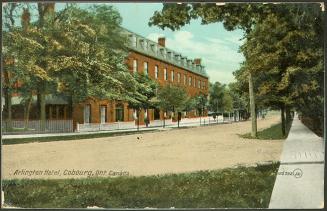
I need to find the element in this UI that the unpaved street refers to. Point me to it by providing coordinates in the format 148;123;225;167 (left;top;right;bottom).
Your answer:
3;114;284;179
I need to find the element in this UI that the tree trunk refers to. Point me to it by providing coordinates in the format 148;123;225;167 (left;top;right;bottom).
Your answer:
6;90;13;131
248;73;257;137
281;104;286;136
24;95;33;130
285;106;291;125
40;92;46;131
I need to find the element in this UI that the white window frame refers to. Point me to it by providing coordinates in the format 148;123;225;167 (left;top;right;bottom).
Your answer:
171;70;174;82
133;59;138;73
144;62;148;75
155;65;159;79
164;68;167;81
84;104;91;124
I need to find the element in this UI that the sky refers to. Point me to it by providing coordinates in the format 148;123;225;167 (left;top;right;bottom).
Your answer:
56;3;245;84
6;3;245;84
110;3;245;84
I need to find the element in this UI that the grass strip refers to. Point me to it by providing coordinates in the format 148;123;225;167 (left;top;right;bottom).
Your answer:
240;119;293;140
3;162;279;208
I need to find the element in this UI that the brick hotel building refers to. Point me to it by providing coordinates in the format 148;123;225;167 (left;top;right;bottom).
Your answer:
4;29;209;129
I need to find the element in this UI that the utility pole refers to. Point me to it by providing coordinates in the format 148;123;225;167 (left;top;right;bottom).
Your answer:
249;72;257;137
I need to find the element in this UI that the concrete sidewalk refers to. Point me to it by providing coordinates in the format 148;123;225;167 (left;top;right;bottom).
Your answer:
269;115;324;209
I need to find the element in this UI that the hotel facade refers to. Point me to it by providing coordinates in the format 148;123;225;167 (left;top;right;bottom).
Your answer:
4;29;209;130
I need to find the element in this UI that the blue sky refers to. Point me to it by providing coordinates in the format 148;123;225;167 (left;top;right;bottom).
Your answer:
58;3;245;84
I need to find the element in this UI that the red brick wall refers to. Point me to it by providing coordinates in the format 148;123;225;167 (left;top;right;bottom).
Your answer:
127;51;209;97
73;50;209;128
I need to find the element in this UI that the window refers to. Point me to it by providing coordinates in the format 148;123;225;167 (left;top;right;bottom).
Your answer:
193;78;196;87
84;104;91;124
198;80;201;88
164;68;167;81
189;76;192;86
203;82;206;89
100;105;107;124
51;105;57;119
155;65;159;79
58;105;65;119
115;103;124;122
184;74;187;85
133;59;138;73
177;73;181;83
144;62;148;75
171;70;174;81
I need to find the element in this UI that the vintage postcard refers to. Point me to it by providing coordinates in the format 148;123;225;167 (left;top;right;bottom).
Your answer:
1;1;325;209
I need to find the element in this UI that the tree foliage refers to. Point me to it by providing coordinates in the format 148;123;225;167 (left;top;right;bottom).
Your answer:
150;3;324;134
157;84;188;112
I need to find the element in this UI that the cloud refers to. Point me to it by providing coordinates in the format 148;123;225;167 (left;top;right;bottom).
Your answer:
147;31;244;84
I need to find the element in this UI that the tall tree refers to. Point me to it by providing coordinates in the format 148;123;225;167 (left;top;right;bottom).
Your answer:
4;3;158;131
149;3;324;136
157;84;188;115
208;82;225;113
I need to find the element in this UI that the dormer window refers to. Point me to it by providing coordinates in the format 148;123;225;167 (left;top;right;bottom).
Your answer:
167;52;172;60
181;57;185;66
187;60;192;67
160;48;166;58
130;35;137;47
150;44;157;53
174;54;180;63
140;39;148;51
196;65;201;71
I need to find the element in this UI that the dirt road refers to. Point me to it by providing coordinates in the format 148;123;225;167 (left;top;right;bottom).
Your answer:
3;113;284;179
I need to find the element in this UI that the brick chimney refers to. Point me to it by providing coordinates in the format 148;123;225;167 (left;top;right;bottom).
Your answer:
158;37;166;47
194;58;201;65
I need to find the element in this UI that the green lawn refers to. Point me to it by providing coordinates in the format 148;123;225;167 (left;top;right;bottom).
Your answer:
2;129;158;145
240;120;293;140
3;162;279;208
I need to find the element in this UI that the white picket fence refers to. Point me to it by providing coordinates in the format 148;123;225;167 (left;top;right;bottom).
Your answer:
2;119;73;134
76;116;238;132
